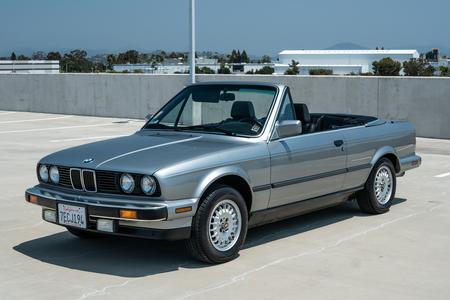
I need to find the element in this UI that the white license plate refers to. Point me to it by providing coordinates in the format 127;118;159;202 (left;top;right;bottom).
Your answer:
58;203;87;229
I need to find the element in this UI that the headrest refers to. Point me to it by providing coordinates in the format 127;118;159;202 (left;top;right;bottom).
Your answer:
294;103;311;123
231;101;255;120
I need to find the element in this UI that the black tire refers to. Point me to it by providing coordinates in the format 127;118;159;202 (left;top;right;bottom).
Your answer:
185;185;248;264
67;227;102;239
357;158;396;214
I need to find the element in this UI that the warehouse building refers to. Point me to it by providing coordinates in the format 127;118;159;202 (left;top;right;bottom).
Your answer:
0;60;60;74
275;49;420;75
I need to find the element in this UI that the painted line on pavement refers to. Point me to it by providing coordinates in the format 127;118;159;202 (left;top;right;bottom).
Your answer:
434;172;450;178
50;135;127;143
0;116;72;124
0;123;116;134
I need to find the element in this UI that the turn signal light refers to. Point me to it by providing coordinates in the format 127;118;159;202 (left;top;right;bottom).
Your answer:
120;209;137;219
175;206;192;214
29;195;38;204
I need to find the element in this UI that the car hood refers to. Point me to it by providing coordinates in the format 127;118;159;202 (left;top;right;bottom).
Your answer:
40;131;247;174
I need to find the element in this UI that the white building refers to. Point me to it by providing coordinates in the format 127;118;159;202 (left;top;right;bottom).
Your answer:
0;60;60;74
113;58;274;74
275;49;420;75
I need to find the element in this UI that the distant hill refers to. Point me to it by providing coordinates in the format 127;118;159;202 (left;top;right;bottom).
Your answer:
325;42;368;50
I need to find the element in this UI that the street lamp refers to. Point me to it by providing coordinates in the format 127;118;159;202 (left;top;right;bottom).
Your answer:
189;0;196;84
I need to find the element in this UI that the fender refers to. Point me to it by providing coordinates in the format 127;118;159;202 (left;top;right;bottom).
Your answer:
370;145;400;172
194;165;253;201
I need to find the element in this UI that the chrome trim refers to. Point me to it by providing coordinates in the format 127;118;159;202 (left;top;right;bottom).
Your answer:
89;215;166;222
69;168;84;191
82;169;97;192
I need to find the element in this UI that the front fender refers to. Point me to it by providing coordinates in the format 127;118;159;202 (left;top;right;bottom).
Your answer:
193;165;253;200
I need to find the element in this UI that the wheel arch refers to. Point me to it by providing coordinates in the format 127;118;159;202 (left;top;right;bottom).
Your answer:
371;146;401;173
194;166;253;214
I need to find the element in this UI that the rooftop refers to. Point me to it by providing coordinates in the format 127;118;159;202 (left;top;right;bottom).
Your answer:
279;49;419;55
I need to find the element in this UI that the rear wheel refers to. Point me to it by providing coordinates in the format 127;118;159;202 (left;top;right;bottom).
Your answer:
186;185;248;264
357;158;396;214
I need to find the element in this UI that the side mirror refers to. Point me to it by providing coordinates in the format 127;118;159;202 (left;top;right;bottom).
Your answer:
145;113;153;122
274;120;302;139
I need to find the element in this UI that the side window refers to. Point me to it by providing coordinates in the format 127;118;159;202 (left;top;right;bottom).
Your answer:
277;90;296;122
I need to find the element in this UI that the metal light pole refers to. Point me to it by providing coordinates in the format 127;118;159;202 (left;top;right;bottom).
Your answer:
189;0;196;84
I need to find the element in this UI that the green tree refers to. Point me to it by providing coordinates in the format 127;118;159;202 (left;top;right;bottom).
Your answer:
241;50;250;63
218;62;231;74
372;57;401;76
255;66;274;74
403;58;434;76
260;55;271;63
10;52;16;60
309;69;333;75
195;66;215;74
47;52;61;60
284;60;300;75
117;50;140;64
106;54;117;70
439;66;450;76
17;54;30;60
60;49;93;73
32;51;47;60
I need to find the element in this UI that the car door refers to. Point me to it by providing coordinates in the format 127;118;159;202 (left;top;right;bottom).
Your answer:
268;89;347;208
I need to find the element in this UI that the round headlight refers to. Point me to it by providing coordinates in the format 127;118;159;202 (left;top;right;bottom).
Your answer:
39;165;49;182
141;175;157;195
49;166;59;184
120;173;135;193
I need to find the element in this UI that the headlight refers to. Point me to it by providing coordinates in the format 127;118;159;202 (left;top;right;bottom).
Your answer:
39;165;49;182
141;175;157;195
120;173;135;193
49;166;59;184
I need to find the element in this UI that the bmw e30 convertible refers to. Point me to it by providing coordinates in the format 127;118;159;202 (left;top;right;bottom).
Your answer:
25;82;421;263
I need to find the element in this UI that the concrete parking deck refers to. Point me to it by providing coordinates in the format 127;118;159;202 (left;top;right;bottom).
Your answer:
0;111;449;300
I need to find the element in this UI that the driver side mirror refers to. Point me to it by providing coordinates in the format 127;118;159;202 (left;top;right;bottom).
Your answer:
273;120;302;139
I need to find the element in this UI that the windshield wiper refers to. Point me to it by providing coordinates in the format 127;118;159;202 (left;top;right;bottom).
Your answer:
144;123;174;130
177;125;236;136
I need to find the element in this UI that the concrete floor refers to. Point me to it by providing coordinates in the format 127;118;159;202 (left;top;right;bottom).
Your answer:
0;111;449;300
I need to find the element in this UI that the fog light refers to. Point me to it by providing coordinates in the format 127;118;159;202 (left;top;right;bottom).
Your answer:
97;219;114;232
43;209;56;223
120;209;137;219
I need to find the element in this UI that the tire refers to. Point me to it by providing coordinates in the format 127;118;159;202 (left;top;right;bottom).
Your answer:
67;227;102;239
185;185;248;264
357;158;396;214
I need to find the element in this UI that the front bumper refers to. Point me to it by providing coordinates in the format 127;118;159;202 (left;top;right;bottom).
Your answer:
25;185;198;240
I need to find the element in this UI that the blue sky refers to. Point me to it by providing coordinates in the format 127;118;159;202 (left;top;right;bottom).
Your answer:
1;0;449;55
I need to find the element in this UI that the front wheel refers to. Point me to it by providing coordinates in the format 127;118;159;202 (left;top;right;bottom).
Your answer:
357;158;397;214
185;185;248;264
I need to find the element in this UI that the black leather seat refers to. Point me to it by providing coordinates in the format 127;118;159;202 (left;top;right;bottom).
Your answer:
294;103;314;133
231;101;256;121
315;115;347;131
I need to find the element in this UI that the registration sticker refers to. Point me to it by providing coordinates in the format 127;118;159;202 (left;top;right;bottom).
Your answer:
251;124;260;132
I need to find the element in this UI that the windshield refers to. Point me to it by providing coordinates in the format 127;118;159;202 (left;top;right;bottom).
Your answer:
143;84;277;136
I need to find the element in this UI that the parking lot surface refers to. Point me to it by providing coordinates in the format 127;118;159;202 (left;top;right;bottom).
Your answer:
0;111;449;300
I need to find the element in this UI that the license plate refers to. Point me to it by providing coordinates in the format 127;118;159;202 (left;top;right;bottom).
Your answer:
58;203;87;229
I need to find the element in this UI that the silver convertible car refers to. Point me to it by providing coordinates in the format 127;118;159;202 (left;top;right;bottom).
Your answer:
26;82;421;263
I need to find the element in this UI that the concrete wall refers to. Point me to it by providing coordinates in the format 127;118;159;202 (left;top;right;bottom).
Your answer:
0;74;449;139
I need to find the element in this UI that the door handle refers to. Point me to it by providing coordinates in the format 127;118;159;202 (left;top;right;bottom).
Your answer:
334;140;344;147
